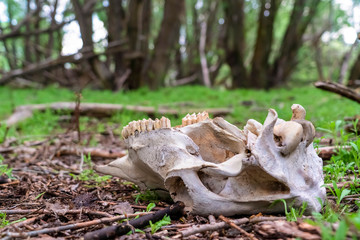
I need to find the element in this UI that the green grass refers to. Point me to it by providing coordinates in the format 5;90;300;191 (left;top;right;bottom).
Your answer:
0;84;358;139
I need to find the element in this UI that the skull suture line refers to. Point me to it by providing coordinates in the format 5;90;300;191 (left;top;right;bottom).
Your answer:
95;104;326;216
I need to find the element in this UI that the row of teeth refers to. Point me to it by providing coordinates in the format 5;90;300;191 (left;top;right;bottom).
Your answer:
122;117;171;139
181;111;209;127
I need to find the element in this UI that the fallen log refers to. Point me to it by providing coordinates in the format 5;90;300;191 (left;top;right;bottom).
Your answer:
314;81;360;104
57;146;126;159
3;102;232;126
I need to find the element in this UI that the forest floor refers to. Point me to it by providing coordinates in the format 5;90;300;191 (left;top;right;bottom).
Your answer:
0;128;324;240
0;123;358;239
0;86;359;239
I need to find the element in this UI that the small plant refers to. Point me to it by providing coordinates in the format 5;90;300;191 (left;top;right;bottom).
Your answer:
0;155;13;178
0;124;9;144
317;120;344;145
325;181;351;207
70;153;111;184
318;219;349;240
0;213;9;228
146;202;156;212
149;215;171;234
0;213;26;229
134;189;159;204
278;199;308;222
312;199;340;223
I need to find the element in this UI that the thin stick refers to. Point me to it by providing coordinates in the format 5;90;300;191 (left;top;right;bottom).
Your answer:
0;180;20;187
0;209;113;218
249;216;287;223
218;215;258;240
2;212;153;239
0;215;43;234
179;217;249;238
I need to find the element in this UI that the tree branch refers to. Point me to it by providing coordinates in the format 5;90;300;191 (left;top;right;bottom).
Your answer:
314;81;360;104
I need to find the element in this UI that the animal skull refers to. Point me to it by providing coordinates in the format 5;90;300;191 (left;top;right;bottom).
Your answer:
95;104;325;216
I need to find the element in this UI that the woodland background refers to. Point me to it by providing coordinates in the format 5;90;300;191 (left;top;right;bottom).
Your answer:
0;0;359;91
1;1;360;239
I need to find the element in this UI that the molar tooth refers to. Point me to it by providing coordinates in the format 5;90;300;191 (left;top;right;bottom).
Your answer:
182;118;186;126
197;115;202;122
121;126;129;139
146;119;154;131
133;121;141;133
140;119;147;132
128;121;135;135
154;118;161;129
190;113;196;124
196;112;201;122
182;114;190;126
160;117;169;128
202;111;209;121
166;118;171;128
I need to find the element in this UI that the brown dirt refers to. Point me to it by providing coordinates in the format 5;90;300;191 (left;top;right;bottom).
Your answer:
0;124;344;239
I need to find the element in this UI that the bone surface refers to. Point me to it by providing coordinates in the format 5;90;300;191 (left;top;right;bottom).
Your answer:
95;105;325;216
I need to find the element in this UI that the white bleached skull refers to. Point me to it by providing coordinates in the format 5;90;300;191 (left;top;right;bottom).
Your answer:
95;104;325;216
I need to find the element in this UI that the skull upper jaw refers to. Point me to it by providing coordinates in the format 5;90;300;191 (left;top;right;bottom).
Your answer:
95;106;326;216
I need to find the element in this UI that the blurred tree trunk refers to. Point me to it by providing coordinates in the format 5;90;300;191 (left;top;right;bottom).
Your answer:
7;0;18;68
270;0;320;87
126;0;152;90
147;0;185;89
348;50;360;87
72;0;94;51
180;0;199;83
24;0;32;66
72;0;113;89
46;0;58;58
108;0;125;90
34;0;42;62
223;0;248;88
250;0;280;89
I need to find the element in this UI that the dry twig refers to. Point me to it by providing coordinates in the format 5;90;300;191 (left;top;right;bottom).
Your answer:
1;212;153;239
0;209;112;218
219;215;258;240
178;217;249;238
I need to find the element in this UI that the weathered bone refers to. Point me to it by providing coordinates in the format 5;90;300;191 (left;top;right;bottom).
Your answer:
95;104;325;216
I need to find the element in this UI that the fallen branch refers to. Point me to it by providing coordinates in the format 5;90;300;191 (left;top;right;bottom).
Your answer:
3;102;232;126
0;215;44;234
177;216;289;238
219;215;258;240
317;146;351;160
1;211;153;239
314;81;360;104
178;217;249;238
326;181;359;189
57;146;126;159
0;209;112;218
83;201;185;240
254;220;321;240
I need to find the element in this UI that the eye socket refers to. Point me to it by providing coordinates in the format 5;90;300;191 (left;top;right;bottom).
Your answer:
186;145;199;156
